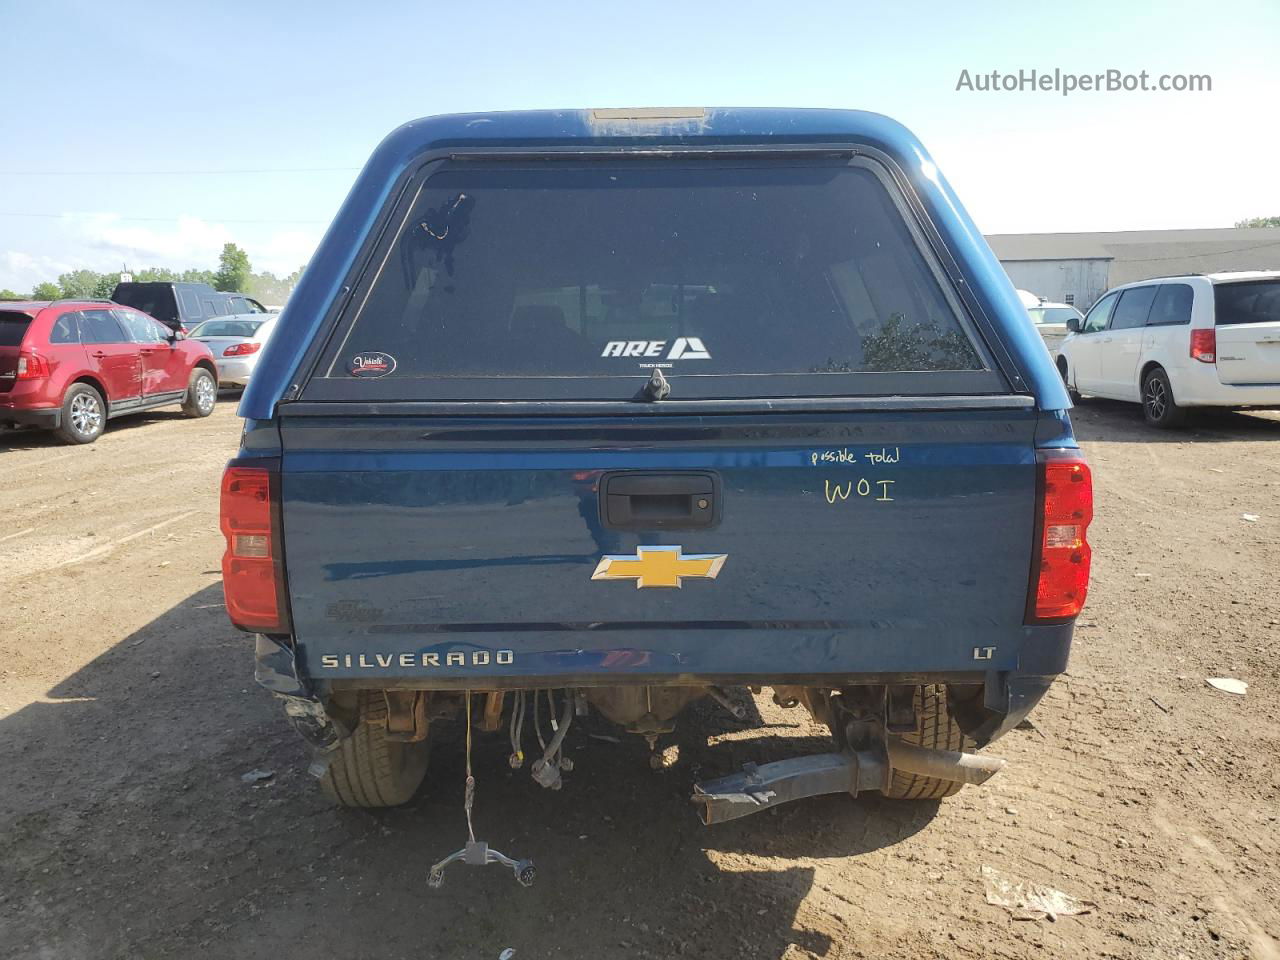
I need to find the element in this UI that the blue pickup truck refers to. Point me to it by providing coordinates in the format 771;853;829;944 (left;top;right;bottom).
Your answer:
221;108;1092;849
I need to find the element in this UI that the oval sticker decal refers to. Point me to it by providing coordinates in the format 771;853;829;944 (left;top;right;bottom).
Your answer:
349;352;396;378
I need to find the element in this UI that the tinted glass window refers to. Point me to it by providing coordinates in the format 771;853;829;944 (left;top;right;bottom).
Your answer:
49;312;80;344
113;284;179;325
1146;284;1194;326
179;289;203;320
203;299;227;316
326;162;982;395
191;320;262;338
114;309;166;343
1214;280;1280;325
79;309;129;344
1110;287;1158;330
229;297;264;314
1082;292;1117;333
0;312;31;346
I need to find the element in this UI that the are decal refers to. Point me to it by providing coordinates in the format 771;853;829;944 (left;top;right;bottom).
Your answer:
349;352;397;378
601;337;711;361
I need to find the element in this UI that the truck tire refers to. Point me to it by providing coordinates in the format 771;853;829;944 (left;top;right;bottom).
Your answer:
321;691;431;807
882;685;972;800
181;367;217;418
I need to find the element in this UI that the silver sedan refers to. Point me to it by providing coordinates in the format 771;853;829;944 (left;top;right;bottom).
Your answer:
187;316;278;388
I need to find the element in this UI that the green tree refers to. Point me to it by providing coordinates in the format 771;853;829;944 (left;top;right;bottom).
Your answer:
93;274;119;298
0;288;21;299
860;313;980;373
1234;216;1280;228
246;266;306;306
135;267;180;282
213;243;252;292
180;267;216;285
57;269;106;298
32;281;62;300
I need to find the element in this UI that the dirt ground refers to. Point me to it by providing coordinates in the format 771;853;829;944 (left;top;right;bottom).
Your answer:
1;398;1277;960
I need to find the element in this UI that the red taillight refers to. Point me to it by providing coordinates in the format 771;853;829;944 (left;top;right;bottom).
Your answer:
1027;451;1093;622
1189;328;1216;364
16;351;51;380
223;342;262;357
220;465;290;633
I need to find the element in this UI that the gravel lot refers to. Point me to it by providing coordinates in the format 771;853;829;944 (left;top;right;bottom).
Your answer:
1;399;1277;960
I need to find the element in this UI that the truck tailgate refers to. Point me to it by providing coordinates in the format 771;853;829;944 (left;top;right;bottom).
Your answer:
279;406;1039;681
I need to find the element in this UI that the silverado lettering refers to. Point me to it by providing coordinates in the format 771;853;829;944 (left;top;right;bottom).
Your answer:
318;651;515;669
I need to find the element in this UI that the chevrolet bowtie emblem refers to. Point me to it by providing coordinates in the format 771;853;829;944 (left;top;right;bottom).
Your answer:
591;546;727;589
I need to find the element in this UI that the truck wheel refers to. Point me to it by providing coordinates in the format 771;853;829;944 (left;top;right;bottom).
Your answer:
53;383;106;445
882;685;972;800
321;691;431;807
182;368;217;418
1141;367;1187;429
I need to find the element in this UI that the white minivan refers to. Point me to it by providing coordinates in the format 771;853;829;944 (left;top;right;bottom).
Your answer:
1057;271;1280;427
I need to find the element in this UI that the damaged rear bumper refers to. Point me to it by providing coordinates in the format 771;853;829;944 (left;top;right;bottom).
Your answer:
254;635;348;750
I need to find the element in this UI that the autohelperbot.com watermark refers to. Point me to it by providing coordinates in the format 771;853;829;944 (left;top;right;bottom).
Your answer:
956;68;1211;96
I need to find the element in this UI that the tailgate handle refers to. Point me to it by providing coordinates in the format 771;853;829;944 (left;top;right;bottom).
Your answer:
601;472;718;530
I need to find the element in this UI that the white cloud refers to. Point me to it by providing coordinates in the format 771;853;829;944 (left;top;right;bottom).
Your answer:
86;214;236;265
251;229;322;276
0;251;78;294
80;214;320;277
0;214;321;291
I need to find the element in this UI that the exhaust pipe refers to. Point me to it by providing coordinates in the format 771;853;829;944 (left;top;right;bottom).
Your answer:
886;739;1006;785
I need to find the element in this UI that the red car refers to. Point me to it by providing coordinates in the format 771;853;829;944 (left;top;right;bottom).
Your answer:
0;299;219;444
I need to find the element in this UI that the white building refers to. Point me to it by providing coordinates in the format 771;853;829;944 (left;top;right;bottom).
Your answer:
987;227;1280;310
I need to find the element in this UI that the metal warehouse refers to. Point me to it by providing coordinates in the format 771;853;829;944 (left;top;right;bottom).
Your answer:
987;226;1280;309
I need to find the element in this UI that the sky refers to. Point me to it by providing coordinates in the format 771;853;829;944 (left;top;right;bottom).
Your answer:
2;0;1278;292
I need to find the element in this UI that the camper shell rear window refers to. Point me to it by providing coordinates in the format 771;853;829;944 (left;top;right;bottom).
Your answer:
305;156;1005;401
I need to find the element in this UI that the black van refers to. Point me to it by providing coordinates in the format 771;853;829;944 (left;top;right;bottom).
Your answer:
111;282;268;333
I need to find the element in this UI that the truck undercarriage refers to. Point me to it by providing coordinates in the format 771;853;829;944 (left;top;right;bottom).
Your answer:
254;635;1042;825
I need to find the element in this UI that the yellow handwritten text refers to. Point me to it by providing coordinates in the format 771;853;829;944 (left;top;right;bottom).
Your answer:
824;478;895;504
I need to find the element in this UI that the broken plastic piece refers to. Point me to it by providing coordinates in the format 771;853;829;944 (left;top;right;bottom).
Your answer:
981;865;1096;921
307;756;332;780
1206;677;1247;695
